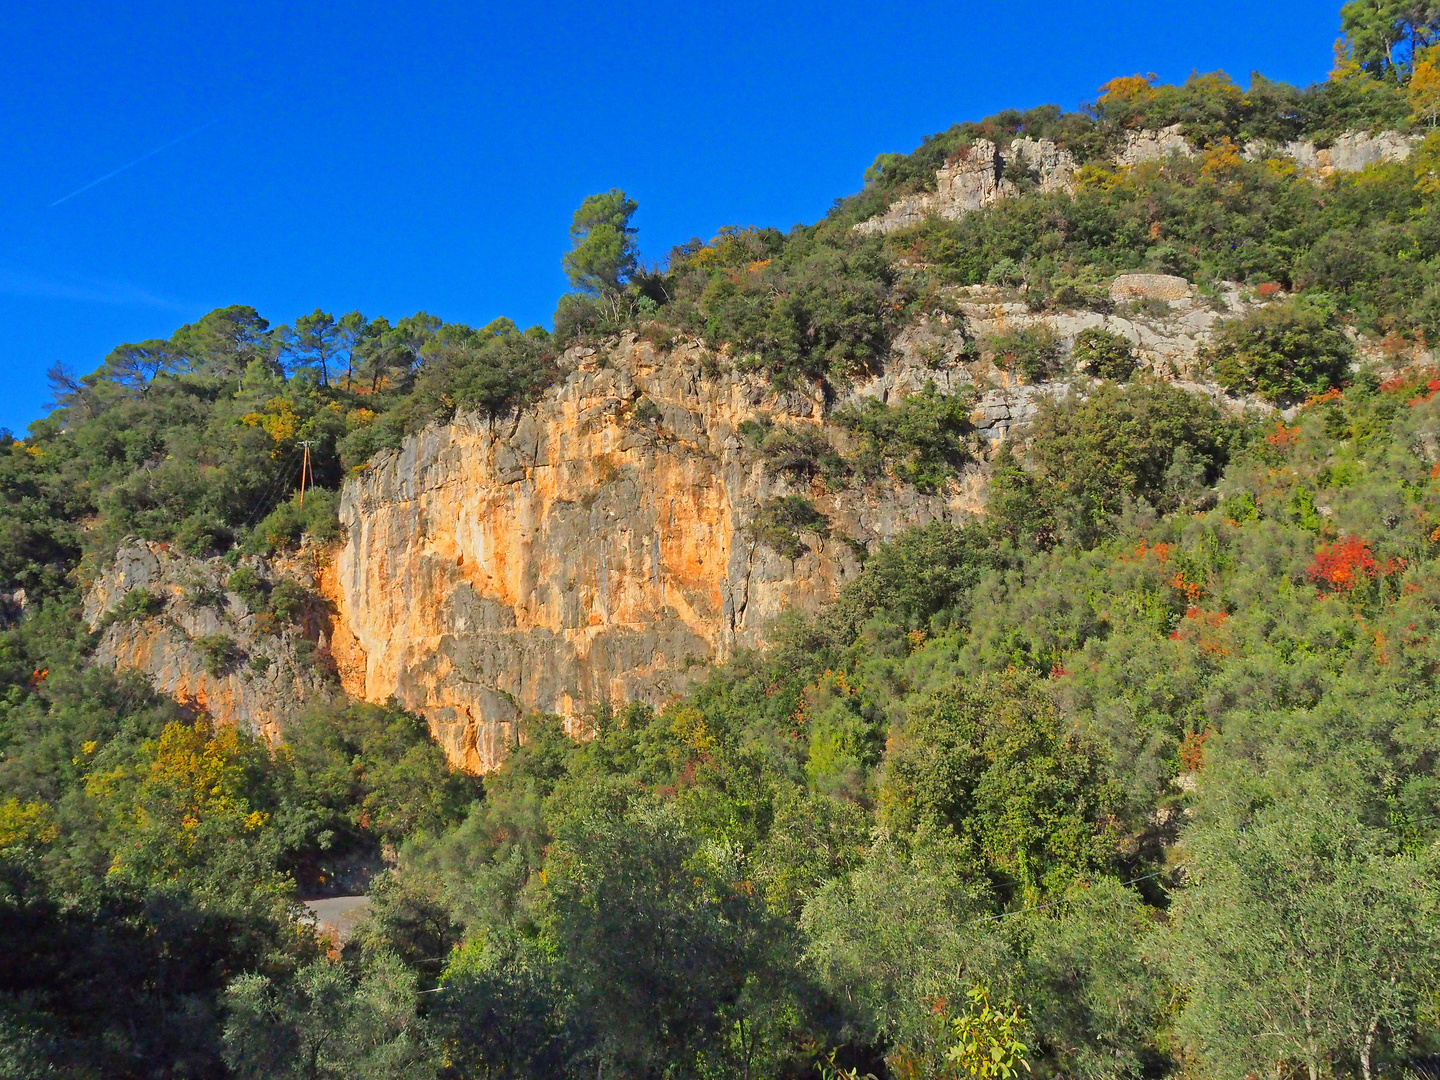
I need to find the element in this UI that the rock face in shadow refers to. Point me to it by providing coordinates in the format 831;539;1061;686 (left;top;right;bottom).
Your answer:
85;541;336;743
323;336;980;772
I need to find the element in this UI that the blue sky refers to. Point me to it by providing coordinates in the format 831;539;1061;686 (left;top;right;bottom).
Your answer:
1;0;1342;433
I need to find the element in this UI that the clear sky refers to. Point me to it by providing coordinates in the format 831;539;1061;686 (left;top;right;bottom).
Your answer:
1;0;1343;434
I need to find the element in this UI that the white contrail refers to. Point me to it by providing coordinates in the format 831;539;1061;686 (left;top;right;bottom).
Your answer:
49;93;271;208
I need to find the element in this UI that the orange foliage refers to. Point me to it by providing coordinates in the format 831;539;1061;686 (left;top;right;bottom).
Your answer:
1266;421;1299;446
1169;607;1230;654
1178;729;1212;772
1170;571;1203;603
1305;536;1404;592
1119;538;1171;564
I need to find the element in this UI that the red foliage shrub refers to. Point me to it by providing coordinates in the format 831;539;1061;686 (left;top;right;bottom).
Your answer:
1307;536;1378;591
1179;728;1212;772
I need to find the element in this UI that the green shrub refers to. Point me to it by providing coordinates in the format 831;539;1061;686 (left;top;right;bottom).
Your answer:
337;415;404;472
633;397;662;425
181;576;227;611
266;580;309;624
173;516;233;556
987;326;1063;383
1209;300;1354;402
193;634;242;676
226;566;267;611
749;495;830;558
824;521;1003;638
553;292;603;342
1072;327;1138;380
400;319;556;426
685;235;907;386
835;386;976;492
103;587;166;627
997;379;1235;545
247;489;341;554
757;424;846;482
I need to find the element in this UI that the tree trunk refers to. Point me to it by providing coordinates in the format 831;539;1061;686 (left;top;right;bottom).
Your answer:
1360;1015;1380;1080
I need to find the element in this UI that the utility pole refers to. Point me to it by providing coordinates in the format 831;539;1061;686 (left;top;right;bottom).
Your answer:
298;440;314;506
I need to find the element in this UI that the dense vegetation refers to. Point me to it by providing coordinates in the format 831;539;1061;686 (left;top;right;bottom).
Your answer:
6;3;1440;1077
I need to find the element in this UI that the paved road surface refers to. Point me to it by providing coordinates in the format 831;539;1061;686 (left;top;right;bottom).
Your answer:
302;895;369;942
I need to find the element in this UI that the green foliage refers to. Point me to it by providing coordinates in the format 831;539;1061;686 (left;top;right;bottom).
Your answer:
824;520;1002;636
249;489;342;554
399;318;555;426
994;379;1235;545
1022;878;1169;1080
879;671;1122;902
944;985;1032;1080
1209;298;1355;402
1341;0;1440;81
100;586;166;627
749;420;848;483
1072;326;1138;380
748;494;831;558
801;836;1013;1056
194;633;242;676
835;385;976;491
632;395;662;425
681;231;910;385
227;564;268;610
987;326;1064;383
884;150;1440;342
1164;790;1440;1080
279;702;479;884
562;189;640;296
223;951;432;1080
268;579;309;623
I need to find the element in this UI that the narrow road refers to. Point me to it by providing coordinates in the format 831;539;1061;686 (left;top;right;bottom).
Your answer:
302;895;369;942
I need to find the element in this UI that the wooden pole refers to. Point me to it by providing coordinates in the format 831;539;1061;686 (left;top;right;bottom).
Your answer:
298;441;312;507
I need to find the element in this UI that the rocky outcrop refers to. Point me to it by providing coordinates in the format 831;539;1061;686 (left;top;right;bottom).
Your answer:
857;137;1078;234
857;126;1422;235
1264;129;1419;176
85;541;335;742
1115;124;1194;166
86;283;1284;765
955;279;1254;395
323;337;983;771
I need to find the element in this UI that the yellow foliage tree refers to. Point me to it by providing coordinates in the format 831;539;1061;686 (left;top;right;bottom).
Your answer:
240;396;300;452
1415;131;1440;194
1410;48;1440;126
0;797;58;850
945;986;1032;1080
86;718;269;876
1096;74;1160;127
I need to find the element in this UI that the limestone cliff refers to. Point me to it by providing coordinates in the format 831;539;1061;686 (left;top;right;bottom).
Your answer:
84;541;336;742
87;280;1293;769
323;335;981;771
856;126;1420;235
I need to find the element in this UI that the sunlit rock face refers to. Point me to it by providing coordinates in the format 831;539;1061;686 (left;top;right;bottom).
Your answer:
89;292;1306;772
856;126;1421;236
324;336;980;772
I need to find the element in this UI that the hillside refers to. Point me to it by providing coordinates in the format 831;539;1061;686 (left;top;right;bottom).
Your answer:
6;9;1440;1079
